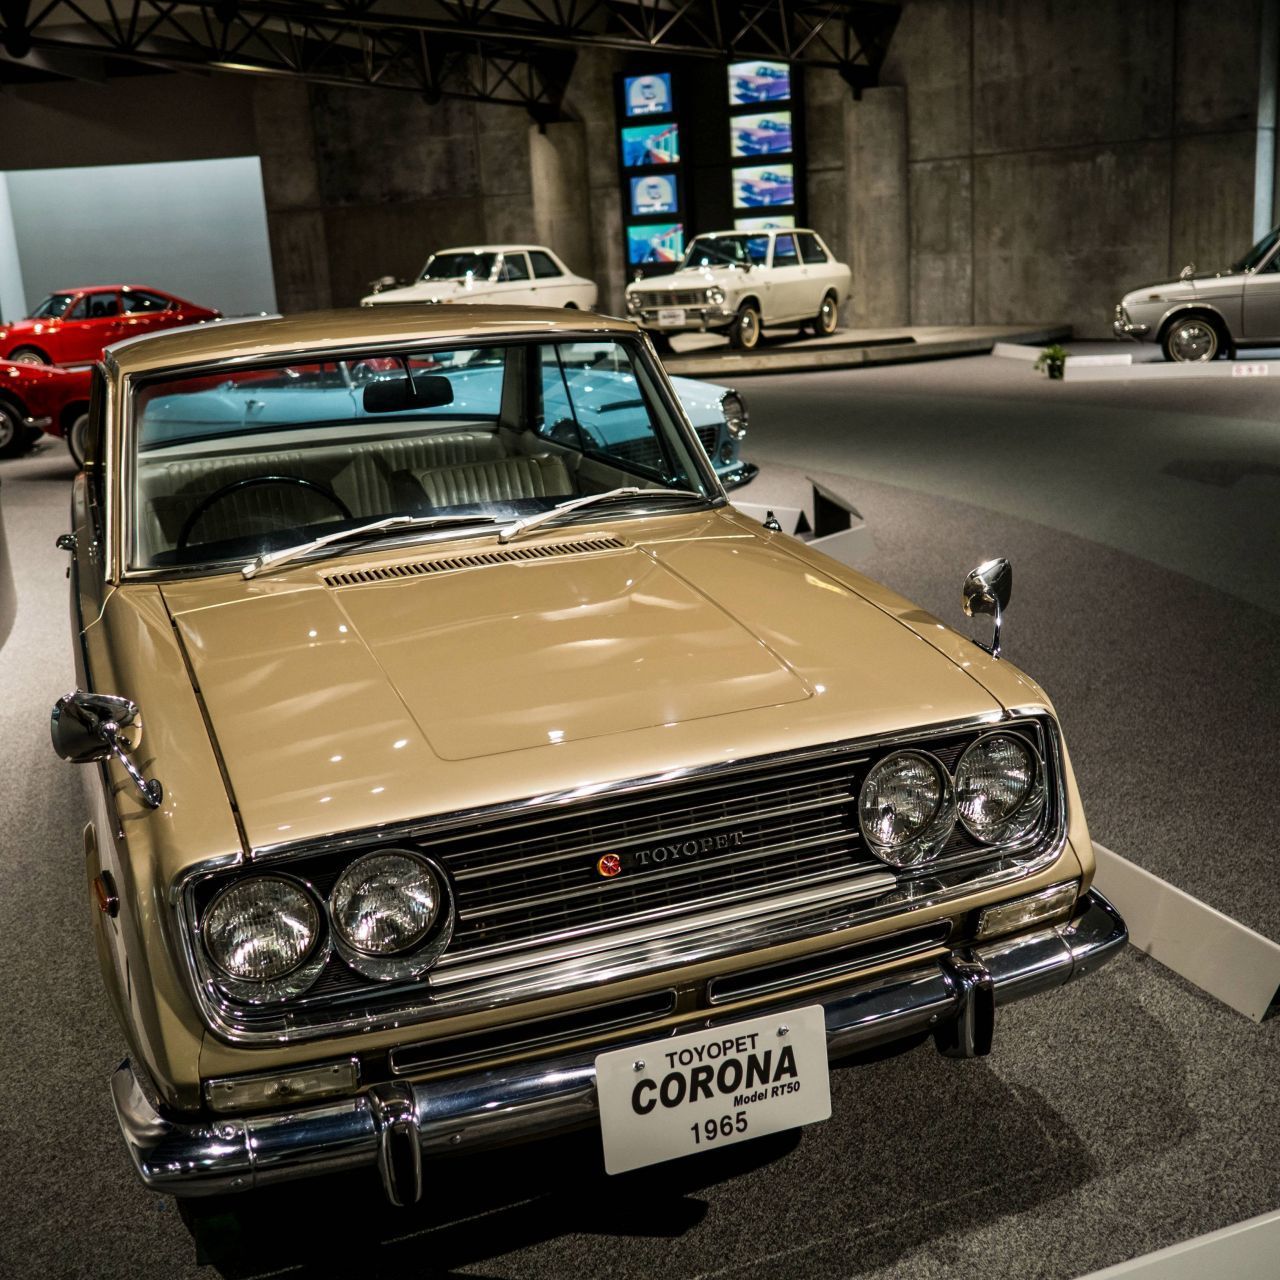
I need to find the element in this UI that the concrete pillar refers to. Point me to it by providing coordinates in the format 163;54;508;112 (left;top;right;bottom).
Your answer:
0;177;27;323
843;86;910;328
529;122;595;290
252;80;331;313
1256;0;1279;239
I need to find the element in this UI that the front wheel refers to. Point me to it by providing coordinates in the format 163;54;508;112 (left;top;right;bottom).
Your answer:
0;401;25;458
8;346;49;366
1161;315;1226;362
728;303;762;350
67;409;90;469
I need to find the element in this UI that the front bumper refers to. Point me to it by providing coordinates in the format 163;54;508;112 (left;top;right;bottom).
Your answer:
1113;306;1150;340
631;304;736;333
113;888;1125;1203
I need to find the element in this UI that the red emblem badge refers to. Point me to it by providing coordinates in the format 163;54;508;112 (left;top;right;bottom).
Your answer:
597;854;622;878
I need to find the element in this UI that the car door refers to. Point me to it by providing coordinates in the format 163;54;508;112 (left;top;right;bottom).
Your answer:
767;234;808;320
493;253;537;305
1241;248;1280;340
57;291;123;364
527;251;573;306
119;290;182;341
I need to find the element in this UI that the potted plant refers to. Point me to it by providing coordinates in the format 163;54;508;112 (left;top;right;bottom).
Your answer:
1034;344;1068;380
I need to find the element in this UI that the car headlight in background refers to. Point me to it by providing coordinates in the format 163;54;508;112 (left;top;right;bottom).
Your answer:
626;293;642;314
328;851;453;980
955;733;1045;843
705;286;726;306
719;389;748;439
202;876;328;1003
858;751;956;867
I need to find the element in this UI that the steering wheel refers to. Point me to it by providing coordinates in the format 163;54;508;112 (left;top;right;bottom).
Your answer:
177;475;353;552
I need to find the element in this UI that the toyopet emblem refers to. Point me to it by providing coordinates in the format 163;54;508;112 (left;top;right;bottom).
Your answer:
595;831;747;878
597;854;622;878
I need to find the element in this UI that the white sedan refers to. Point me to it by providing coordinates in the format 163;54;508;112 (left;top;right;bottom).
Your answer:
361;245;598;310
625;228;852;350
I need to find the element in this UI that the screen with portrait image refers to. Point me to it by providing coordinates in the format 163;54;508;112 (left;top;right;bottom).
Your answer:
629;175;678;217
627;223;685;265
728;60;791;106
625;73;673;117
621;122;681;167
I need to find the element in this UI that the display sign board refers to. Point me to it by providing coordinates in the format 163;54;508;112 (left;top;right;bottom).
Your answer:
729;111;793;157
621;122;680;167
727;59;791;106
627;223;684;265
630;174;679;216
624;73;673;116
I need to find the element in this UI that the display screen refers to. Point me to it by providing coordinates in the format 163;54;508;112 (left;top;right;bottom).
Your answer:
621;122;680;168
734;215;797;232
629;175;678;217
730;111;793;158
627;223;685;265
728;60;791;106
624;73;673;117
732;164;795;209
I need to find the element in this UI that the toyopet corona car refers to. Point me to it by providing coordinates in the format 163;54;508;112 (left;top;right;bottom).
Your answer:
626;229;852;350
52;306;1125;1205
361;246;598;310
0;359;93;461
0;286;220;367
1113;224;1280;361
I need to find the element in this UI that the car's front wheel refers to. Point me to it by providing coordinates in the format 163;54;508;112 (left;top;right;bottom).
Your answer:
1161;313;1228;362
0;400;25;458
729;303;762;350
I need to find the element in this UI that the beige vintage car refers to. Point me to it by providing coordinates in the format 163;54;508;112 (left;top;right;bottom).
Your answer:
52;307;1125;1204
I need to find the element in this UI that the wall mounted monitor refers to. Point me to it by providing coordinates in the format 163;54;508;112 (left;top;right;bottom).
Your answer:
732;163;795;210
728;59;791;106
624;73;674;117
621;122;680;168
627;223;685;265
629;174;679;217
730;111;793;158
734;215;797;232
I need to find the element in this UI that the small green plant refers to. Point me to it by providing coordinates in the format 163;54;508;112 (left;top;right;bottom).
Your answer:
1034;344;1068;380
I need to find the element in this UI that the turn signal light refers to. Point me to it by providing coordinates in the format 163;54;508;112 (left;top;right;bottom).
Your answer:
205;1059;359;1114
975;882;1078;942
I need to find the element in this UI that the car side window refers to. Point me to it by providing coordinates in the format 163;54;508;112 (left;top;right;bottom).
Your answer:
772;235;799;268
122;290;171;314
88;293;120;319
66;296;89;320
529;252;563;280
798;234;829;265
1257;251;1280;274
499;254;531;282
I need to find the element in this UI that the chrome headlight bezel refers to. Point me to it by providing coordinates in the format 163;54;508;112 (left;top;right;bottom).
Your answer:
857;750;957;868
705;286;726;306
719;388;748;439
201;874;330;1004
625;292;642;314
954;731;1046;844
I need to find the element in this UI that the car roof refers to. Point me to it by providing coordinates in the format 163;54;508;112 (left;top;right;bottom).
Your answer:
52;285;173;294
694;228;817;237
106;306;634;376
431;245;559;255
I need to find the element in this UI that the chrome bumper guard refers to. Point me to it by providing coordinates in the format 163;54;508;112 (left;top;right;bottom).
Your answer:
112;889;1126;1203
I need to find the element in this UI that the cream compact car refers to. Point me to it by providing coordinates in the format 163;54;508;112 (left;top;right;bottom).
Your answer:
626;228;852;350
1114;224;1280;360
362;245;598;310
53;306;1125;1205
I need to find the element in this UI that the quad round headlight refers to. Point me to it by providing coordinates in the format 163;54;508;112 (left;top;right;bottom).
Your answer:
329;851;453;980
706;286;727;306
955;733;1045;843
202;876;327;1003
857;751;956;867
719;390;748;439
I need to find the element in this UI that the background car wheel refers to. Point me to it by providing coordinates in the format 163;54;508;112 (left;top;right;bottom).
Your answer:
0;401;25;458
67;410;90;469
813;292;839;337
8;346;49;366
729;303;762;351
563;301;578;309
1161;314;1225;362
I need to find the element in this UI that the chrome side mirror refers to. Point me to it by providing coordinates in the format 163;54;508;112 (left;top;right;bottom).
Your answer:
51;691;163;809
1179;263;1196;281
962;558;1012;659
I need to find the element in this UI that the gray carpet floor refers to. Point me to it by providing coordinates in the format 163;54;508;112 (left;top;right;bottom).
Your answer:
1;347;1278;1279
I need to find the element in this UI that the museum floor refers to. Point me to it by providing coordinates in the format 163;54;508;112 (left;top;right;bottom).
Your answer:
1;349;1277;1279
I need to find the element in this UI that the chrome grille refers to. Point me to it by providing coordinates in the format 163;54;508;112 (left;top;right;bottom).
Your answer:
646;290;705;308
608;426;716;471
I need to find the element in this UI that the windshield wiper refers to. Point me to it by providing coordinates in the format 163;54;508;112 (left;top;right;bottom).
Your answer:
242;513;501;579
497;487;706;544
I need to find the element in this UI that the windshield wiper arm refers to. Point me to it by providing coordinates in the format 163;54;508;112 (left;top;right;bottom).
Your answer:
242;513;501;579
497;487;706;544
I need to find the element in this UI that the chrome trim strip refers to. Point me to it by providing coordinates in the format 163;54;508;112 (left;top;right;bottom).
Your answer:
114;889;1126;1199
170;711;1069;1046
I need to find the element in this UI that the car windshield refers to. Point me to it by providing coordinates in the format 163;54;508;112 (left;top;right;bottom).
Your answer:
1231;226;1280;273
681;235;769;269
419;252;498;282
29;292;76;319
128;337;714;573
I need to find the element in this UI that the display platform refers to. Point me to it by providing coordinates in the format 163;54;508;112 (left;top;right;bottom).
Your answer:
662;323;1072;377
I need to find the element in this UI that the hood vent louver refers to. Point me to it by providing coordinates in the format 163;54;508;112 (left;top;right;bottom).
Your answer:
321;535;629;588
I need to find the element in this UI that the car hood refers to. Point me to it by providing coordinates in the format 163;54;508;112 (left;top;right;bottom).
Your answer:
158;512;1003;852
628;266;748;295
1123;272;1244;304
363;279;494;305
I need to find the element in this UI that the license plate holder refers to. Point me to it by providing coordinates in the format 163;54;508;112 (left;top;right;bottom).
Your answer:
595;1005;830;1174
656;307;686;327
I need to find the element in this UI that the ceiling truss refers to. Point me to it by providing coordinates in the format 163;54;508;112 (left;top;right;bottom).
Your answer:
0;0;900;111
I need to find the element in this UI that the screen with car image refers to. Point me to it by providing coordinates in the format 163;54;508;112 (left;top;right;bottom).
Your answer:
629;175;679;217
732;164;795;210
627;223;685;265
734;215;796;232
728;60;791;106
621;123;680;167
729;112;793;158
625;73;673;117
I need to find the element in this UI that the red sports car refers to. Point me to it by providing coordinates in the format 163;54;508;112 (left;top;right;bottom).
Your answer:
0;285;220;367
0;360;94;463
